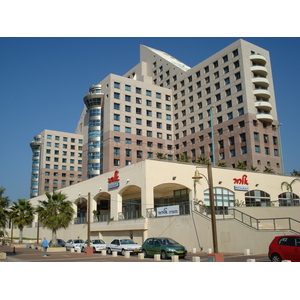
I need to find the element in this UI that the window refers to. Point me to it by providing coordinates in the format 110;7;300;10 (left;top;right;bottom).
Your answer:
114;125;120;132
233;49;239;57
156;92;161;99
254;132;259;141
255;145;260;153
125;127;131;133
136;87;141;94
146;90;151;96
225;77;230;85
245;190;271;207
125;105;131;112
125;84;131;91
114;92;120;99
125;95;131;102
114;103;120;110
114;82;120;89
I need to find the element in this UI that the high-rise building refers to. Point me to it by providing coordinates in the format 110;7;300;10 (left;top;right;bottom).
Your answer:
76;39;282;179
29;129;83;197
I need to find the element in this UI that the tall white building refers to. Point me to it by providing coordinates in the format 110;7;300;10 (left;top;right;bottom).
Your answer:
76;39;282;180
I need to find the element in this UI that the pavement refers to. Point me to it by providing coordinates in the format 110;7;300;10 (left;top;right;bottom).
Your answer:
0;245;271;262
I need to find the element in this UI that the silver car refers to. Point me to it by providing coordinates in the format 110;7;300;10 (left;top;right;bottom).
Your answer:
106;239;142;256
65;239;85;252
82;239;107;253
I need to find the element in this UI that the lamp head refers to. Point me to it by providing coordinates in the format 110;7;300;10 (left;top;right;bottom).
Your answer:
192;170;203;180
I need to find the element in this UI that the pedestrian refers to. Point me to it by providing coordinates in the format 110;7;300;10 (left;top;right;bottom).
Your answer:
41;237;49;257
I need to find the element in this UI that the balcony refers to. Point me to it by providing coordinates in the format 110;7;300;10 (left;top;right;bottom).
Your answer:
255;101;272;111
250;54;267;66
252;77;269;89
256;113;273;123
253;88;271;99
251;65;268;77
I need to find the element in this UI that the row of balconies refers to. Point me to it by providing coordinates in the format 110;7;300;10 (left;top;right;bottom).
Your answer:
250;54;273;123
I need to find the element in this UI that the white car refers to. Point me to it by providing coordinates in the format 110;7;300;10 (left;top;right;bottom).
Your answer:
106;238;142;256
65;239;85;252
82;239;107;253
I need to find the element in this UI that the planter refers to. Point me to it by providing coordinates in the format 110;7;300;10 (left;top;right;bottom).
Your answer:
46;247;67;253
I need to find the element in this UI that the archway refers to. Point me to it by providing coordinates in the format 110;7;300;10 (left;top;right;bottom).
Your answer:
94;192;111;222
119;185;141;220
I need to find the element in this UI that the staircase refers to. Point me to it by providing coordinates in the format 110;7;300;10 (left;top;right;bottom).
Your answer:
193;203;300;234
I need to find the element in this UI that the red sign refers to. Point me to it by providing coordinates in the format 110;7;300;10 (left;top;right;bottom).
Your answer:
108;170;119;183
233;175;249;185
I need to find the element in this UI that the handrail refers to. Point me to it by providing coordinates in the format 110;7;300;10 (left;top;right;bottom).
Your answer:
193;202;300;234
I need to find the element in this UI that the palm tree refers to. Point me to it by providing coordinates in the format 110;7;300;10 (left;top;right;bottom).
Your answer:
36;191;74;246
10;199;35;243
236;161;247;170
281;178;300;206
156;152;167;160
0;187;10;231
290;170;300;177
196;156;209;165
176;153;190;162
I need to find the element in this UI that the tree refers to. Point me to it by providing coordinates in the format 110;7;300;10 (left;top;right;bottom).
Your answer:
36;191;74;246
281;178;300;206
196;156;209;165
263;166;274;173
0;187;10;231
290;170;300;177
217;162;227;168
236;161;247;170
10;199;35;243
155;152;167;160
176;153;190;162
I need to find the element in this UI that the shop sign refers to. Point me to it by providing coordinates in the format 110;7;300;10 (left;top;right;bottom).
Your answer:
233;174;249;191
108;170;120;190
157;205;180;217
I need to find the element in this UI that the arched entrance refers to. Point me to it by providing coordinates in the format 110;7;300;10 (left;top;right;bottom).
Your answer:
153;183;190;216
119;185;141;220
94;192;111;222
245;190;271;207
74;197;87;224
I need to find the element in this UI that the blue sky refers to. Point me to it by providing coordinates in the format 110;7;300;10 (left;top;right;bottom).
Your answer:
1;37;300;202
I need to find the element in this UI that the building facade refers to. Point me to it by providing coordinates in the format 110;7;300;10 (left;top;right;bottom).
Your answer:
75;39;282;182
20;159;300;254
30;129;83;197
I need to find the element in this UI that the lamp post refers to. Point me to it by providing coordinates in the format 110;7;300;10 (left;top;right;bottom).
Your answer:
193;162;218;253
87;192;91;247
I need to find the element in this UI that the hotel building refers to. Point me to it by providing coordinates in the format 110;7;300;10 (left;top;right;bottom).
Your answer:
76;39;282;181
30;130;83;198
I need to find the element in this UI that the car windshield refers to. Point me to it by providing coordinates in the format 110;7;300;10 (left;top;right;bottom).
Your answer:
92;240;105;244
158;238;178;245
120;239;135;245
75;240;84;243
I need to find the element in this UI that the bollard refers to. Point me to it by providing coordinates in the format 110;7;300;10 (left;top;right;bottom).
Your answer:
112;251;118;257
124;252;130;258
282;260;292;262
138;253;144;260
171;255;179;262
247;259;256;262
244;249;250;255
207;248;212;254
192;256;201;262
192;248;197;253
70;248;75;253
101;250;106;256
154;254;160;261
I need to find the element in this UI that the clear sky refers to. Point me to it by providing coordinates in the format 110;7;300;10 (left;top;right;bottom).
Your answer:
1;37;300;202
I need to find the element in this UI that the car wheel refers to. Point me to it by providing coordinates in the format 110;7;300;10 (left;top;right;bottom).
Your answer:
107;248;112;255
121;249;126;256
271;253;282;262
161;250;167;260
142;249;148;258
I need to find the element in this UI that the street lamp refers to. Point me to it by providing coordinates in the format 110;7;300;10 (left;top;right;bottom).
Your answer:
193;162;218;253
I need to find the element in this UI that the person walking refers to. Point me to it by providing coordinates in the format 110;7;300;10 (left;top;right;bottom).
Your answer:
41;237;49;257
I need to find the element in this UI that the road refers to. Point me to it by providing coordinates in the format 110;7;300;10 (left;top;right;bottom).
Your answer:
0;245;270;262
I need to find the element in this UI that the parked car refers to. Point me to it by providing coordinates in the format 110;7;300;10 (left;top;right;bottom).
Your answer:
142;237;187;259
65;239;85;252
268;235;300;262
106;239;142;256
49;239;66;247
82;239;107;253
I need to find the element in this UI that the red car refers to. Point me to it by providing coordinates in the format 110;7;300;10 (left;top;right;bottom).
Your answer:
268;235;300;262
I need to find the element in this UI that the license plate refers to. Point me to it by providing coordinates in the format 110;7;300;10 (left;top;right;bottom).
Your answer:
177;251;184;254
134;249;140;252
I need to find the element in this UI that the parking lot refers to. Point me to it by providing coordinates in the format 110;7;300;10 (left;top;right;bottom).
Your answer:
0;245;270;262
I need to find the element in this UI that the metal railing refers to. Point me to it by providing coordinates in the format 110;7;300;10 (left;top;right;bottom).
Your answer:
193;202;300;234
